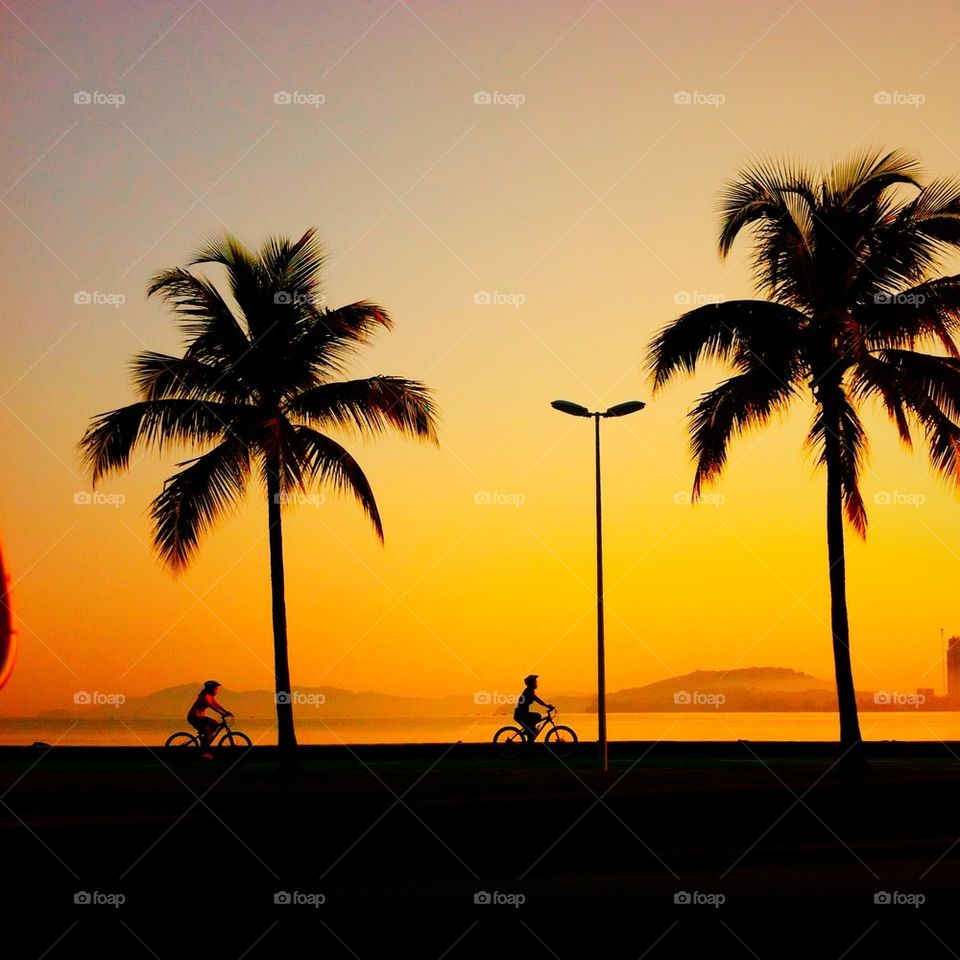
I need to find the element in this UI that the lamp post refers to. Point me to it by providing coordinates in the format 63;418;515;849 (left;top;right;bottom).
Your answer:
551;399;645;771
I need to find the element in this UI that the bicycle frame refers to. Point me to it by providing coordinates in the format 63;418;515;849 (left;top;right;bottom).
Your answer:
195;715;233;746
522;709;560;742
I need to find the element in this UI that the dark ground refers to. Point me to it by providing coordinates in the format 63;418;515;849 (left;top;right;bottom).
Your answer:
2;741;959;956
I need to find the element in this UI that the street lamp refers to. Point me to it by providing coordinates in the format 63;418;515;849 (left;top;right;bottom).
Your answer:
551;398;646;771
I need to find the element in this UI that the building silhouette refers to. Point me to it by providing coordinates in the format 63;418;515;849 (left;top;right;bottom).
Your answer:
948;636;960;705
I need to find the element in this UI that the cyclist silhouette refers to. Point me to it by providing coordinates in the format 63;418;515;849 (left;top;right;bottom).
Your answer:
513;674;554;742
188;680;233;759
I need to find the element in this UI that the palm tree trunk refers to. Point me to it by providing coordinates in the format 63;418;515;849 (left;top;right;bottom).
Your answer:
266;459;298;754
822;412;864;768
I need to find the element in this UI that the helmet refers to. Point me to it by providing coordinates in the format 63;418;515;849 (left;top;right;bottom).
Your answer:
524;674;538;685
203;679;222;690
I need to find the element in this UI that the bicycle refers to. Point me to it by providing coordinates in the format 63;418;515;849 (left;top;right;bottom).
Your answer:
164;714;252;751
493;707;578;758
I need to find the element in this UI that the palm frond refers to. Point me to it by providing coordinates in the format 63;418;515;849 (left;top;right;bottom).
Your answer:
292;301;394;380
807;391;869;537
877;349;960;430
261;227;326;295
850;356;913;448
688;367;798;498
150;436;251;571
647;300;806;392
897;387;960;482
293;426;384;541
190;233;269;337
131;352;246;402
857;275;960;355
146;268;250;362
829;148;921;210
908;177;960;237
851;208;944;299
79;400;239;485
286;376;439;443
718;157;817;258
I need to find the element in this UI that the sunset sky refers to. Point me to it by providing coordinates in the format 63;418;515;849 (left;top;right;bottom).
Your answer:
3;0;960;718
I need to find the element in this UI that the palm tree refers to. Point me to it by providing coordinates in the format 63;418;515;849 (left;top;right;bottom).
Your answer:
646;150;960;766
80;228;439;753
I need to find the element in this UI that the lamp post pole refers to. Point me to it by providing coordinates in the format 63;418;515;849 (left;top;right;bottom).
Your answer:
593;412;607;772
551;399;645;772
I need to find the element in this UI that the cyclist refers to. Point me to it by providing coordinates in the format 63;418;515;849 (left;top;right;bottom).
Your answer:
513;674;554;742
188;680;233;759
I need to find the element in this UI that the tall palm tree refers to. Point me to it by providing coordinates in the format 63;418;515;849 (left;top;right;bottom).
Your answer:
80;228;439;752
646;150;960;765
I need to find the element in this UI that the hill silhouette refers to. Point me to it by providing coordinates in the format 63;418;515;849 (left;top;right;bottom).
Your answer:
33;667;928;720
597;667;838;712
39;684;594;721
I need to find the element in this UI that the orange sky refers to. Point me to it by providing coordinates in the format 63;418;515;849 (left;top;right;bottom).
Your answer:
3;0;960;717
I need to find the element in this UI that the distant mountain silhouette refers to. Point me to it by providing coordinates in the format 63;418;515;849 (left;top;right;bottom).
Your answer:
29;668;937;721
595;667;838;712
38;684;594;721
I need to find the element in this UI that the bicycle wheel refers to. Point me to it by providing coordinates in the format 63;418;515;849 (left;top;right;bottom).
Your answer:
544;725;577;757
165;732;197;748
493;725;526;759
218;730;252;749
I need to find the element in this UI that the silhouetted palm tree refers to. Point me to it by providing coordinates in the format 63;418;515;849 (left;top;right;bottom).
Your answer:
647;150;960;766
80;229;439;753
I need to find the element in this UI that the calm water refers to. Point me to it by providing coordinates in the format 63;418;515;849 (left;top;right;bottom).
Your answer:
2;712;959;746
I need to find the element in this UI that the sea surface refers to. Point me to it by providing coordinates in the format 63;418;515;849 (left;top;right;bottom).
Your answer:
1;711;958;746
